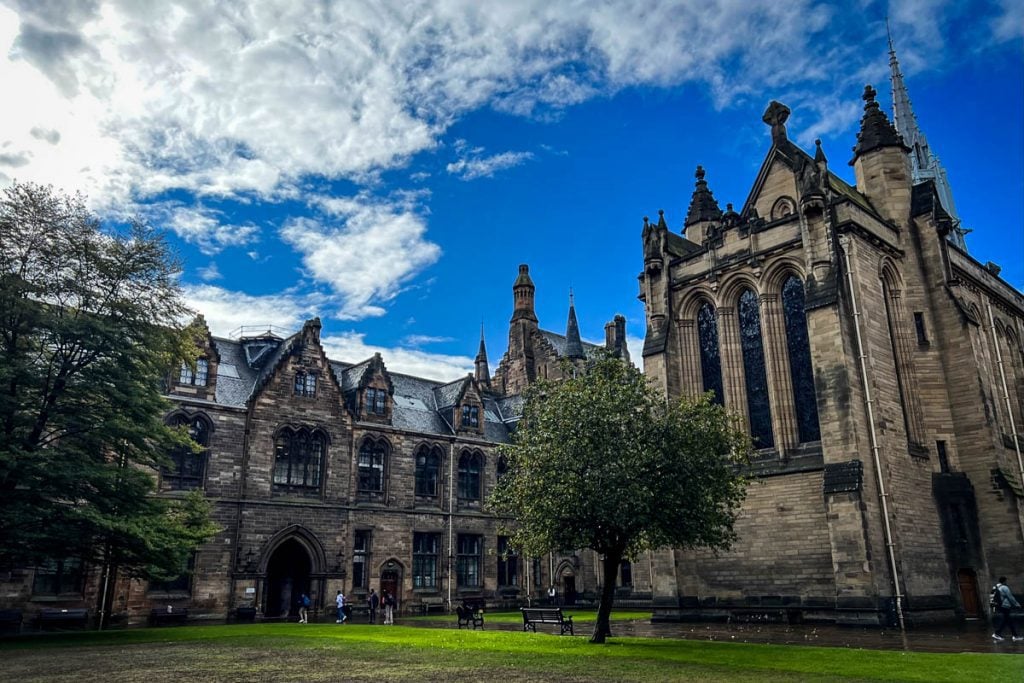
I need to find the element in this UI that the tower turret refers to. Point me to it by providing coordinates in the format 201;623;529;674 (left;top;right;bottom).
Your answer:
564;290;585;360
474;324;491;388
684;165;722;244
511;264;538;324
850;84;912;225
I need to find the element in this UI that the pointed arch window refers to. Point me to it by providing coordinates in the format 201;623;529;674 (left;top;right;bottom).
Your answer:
738;289;774;448
782;276;820;442
496;455;509;481
882;274;926;449
163;414;210;490
273;427;325;491
457;450;483;501
358;437;388;498
415;444;442;497
697;301;724;405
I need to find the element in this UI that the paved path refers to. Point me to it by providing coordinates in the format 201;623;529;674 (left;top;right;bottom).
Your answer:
411;615;1022;654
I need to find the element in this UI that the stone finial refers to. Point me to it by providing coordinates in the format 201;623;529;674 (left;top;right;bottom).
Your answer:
685;165;723;227
850;84;907;163
762;101;791;144
814;138;827;164
657;209;668;229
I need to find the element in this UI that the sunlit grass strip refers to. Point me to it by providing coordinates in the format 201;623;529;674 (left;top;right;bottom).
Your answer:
2;624;1020;682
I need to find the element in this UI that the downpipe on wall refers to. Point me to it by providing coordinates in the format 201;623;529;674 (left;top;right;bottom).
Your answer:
840;234;906;630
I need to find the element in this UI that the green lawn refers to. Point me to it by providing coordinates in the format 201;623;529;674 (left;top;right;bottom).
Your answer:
2;622;1020;682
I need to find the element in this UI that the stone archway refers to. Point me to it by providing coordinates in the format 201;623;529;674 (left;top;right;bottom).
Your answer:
379;558;404;611
264;538;312;619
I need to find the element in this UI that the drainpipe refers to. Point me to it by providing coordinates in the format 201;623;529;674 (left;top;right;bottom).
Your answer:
840;234;906;630
985;301;1024;540
447;440;454;611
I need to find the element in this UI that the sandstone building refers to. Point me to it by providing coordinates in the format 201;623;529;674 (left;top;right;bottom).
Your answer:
639;58;1023;624
0;265;634;625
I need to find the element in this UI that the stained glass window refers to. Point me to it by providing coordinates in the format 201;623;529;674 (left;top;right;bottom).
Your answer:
697;302;724;405
739;289;774;448
782;276;820;443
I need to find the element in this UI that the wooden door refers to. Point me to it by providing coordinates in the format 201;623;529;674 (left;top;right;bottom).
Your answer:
958;568;981;619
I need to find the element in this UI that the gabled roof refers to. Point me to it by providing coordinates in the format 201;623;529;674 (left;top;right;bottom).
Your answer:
433;376;470;409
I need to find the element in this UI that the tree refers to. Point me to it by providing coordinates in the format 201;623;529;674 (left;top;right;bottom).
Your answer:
488;356;750;643
0;182;218;596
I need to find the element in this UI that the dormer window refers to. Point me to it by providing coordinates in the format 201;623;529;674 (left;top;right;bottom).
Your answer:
461;405;480;428
294;371;317;397
366;387;387;415
178;358;209;387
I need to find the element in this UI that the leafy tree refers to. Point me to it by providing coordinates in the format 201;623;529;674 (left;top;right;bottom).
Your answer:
489;356;750;643
0;182;218;595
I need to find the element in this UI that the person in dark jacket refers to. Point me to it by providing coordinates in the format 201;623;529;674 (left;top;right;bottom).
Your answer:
367;588;379;624
992;576;1022;641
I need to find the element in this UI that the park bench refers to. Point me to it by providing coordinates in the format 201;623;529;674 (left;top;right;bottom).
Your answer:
455;604;484;630
0;609;23;635
234;606;257;623
38;608;89;630
521;607;574;635
418;596;445;616
150;607;189;626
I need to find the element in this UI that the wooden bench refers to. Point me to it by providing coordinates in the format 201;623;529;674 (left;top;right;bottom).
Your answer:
0;609;23;635
38;608;89;630
150;607;189;626
521;607;574;635
455;604;484;630
418;596;445;616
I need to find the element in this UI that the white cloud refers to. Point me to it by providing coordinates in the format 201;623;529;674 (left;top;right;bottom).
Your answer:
197;262;222;281
447;150;533;180
403;334;455;346
992;0;1024;44
146;203;260;255
322;332;473;382
4;0;998;211
183;284;319;337
281;192;442;319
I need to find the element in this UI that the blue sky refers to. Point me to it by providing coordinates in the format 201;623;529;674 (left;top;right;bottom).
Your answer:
1;1;1021;380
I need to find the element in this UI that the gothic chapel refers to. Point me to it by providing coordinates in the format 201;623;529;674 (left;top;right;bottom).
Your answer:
639;46;1023;625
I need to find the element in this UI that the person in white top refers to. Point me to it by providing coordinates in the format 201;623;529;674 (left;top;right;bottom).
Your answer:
335;590;347;624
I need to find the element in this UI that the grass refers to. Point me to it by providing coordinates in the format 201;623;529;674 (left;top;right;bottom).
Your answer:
2;621;1020;682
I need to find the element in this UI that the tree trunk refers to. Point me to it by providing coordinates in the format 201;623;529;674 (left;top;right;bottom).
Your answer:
590;548;623;644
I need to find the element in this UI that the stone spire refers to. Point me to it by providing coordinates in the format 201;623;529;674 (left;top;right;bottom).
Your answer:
511;264;538;324
850;84;908;161
888;28;967;250
474;323;490;387
564;289;585;360
684;165;723;227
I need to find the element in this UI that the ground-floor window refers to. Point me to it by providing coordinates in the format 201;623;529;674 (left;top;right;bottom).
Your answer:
149;554;195;594
497;536;518;587
456;534;482;588
352;530;370;589
412;533;440;589
32;558;84;596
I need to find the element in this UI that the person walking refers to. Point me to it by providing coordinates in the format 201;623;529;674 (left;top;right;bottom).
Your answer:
368;588;379;624
992;576;1022;641
383;589;396;625
335;590;346;624
298;593;311;624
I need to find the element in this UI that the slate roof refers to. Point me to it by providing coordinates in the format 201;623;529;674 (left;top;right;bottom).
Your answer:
200;337;515;443
540;330;602;359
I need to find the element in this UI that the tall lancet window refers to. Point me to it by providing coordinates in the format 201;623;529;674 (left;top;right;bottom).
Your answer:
739;289;774;448
782;276;820;442
697;302;724;405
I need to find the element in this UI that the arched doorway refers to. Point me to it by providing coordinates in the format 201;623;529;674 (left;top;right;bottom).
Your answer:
380;559;403;610
265;538;312;619
561;573;577;606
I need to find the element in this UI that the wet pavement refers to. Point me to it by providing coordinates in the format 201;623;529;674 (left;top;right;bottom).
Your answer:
408;616;1024;654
